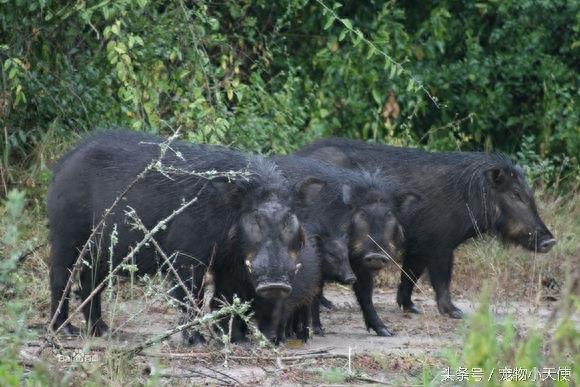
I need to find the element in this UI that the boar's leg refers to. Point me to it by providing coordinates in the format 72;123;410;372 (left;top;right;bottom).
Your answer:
427;251;463;319
396;256;426;314
288;305;311;342
352;267;393;337
285;314;295;338
49;240;81;336
171;283;208;346
79;266;109;336
319;294;335;310
212;290;250;343
311;296;325;336
296;305;313;342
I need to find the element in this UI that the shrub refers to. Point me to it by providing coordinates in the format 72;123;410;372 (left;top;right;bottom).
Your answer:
1;1;577;192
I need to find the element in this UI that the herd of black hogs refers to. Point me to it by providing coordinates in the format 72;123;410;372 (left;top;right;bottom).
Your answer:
47;131;556;344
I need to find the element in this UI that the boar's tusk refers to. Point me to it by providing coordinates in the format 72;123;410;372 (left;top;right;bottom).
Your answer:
295;263;302;274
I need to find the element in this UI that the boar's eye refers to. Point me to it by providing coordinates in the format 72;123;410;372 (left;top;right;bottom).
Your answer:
355;211;367;221
511;191;524;203
353;211;369;232
283;214;299;234
242;214;262;242
395;224;406;245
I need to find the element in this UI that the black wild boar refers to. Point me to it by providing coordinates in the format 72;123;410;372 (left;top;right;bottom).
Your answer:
297;138;556;319
254;235;322;343
274;156;421;337
275;156;357;285
244;156;354;343
48;131;310;339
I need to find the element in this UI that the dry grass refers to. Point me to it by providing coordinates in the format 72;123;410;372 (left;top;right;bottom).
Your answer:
1;189;578;385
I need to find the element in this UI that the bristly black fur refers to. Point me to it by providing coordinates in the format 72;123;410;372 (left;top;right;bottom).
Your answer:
47;130;304;341
297;137;554;320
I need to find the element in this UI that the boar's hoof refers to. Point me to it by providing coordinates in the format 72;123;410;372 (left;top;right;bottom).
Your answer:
438;300;464;319
319;296;335;310
374;326;394;337
402;304;422;314
297;328;311;343
59;323;80;336
439;306;464;319
313;325;325;336
89;320;109;337
272;336;285;346
447;309;464;319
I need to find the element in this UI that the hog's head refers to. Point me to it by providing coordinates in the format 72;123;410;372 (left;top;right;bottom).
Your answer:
343;174;421;271
485;166;555;253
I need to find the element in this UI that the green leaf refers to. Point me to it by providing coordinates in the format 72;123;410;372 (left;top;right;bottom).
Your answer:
342;18;352;30
371;88;382;105
389;63;397;79
366;45;376;59
324;17;334;30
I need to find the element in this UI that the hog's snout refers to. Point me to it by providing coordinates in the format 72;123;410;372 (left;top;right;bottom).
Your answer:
256;282;292;299
362;253;390;270
537;237;556;253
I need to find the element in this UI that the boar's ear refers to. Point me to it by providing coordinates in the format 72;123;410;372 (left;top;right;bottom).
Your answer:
342;184;353;206
485;167;507;188
297;177;326;206
290;224;307;253
395;190;422;215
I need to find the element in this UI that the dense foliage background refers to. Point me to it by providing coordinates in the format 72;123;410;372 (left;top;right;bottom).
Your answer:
1;0;578;193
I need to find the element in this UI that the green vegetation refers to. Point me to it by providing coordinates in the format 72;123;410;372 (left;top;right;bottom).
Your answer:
1;0;578;192
437;286;579;386
0;1;578;385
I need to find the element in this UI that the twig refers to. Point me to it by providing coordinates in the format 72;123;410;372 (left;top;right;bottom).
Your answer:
124;300;251;356
54;195;199;334
139;352;213;359
367;235;428;300
0;163;8;197
138;347;334;360
126;208;203;314
17;243;48;263
25;342;108;352
156;368;232;386
229;353;348;361
48;132;181;333
418;113;475;143
194;364;241;386
351;373;388;385
316;0;441;109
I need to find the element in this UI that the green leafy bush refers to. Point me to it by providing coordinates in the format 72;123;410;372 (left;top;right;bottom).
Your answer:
0;0;578;190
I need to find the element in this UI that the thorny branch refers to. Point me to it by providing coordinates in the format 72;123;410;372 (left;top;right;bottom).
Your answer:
123;298;251;357
48;131;182;332
125;206;204;315
54;194;200;334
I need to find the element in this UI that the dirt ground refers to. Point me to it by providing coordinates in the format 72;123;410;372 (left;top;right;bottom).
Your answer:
21;282;568;386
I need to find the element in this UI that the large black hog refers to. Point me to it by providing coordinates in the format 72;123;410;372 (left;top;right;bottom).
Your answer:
297;138;556;319
254;235;322;343
275;156;357;286
48;131;311;338
275;156;421;336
